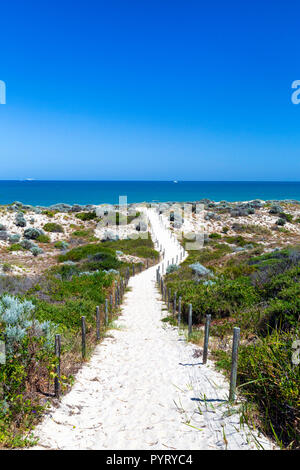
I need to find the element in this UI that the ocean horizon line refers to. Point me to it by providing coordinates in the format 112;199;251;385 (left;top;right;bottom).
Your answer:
1;179;300;183
1;180;300;206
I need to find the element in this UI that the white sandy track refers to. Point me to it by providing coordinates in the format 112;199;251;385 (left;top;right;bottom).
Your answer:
32;208;275;450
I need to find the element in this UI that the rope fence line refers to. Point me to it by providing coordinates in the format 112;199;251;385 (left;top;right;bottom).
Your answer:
156;265;240;402
152;207;241;403
53;254;158;399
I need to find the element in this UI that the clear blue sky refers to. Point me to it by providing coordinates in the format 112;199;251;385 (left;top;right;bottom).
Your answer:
0;0;300;181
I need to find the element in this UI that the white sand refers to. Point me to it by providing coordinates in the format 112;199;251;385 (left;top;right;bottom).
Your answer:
31;208;275;450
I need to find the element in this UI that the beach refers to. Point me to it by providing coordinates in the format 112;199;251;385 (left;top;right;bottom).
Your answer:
0;198;299;449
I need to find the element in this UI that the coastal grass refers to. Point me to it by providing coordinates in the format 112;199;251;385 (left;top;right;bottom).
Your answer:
0;232;158;448
163;241;300;449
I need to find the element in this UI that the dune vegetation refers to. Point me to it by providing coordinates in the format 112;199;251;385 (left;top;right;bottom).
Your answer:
0;214;159;447
164;235;300;449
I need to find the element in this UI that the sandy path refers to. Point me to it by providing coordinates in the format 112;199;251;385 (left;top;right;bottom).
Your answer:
32;208;274;450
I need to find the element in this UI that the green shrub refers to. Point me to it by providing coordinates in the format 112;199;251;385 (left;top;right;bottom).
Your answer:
0;296;57;447
8;234;21;244
75;211;97;221
2;263;12;273
237;224;272;235
24;228;43;240
209;232;222;239
30;246;43;257
54;241;69;250
58;244;115;262
43;223;64;233
32;271;113;329
224;235;248;247
72;230;91;238
81;253;120;272
237;330;299;448
42;210;56;217
101;236;159;259
279;212;293;223
7;244;25;252
59;237;159;263
56;263;80;280
181;243;232;265
166;264;179;274
37;234;50;243
165;276;258;323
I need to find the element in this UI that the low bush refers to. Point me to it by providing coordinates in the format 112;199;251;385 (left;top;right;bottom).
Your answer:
209;232;222;239
43;223;64;233
72;230;92;238
0;296;57;447
101;236;159;259
37;234;50;243
224;235;248;247
54;241;69;250
75;211;97;221
7;244;25;252
237;330;299;448
166;264;179;274
165;243;300;448
30;246;43;257
24;228;43;240
8;234;21;244
41;210;56;217
279;212;293;223
58;244;115;262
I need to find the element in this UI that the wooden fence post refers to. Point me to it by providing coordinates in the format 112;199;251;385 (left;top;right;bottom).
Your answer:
229;327;240;402
173;292;177;316
96;306;100;341
120;279;123;299
132;264;135;276
202;314;211;364
54;334;61;398
115;284;118;306
81;316;86;360
105;298;109;326
188;304;192;338
178;296;181;327
168;288;171;310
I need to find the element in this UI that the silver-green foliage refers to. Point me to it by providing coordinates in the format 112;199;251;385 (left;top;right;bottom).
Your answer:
0;295;57;354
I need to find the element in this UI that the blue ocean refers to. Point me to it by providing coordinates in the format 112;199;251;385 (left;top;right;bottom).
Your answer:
0;181;300;206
